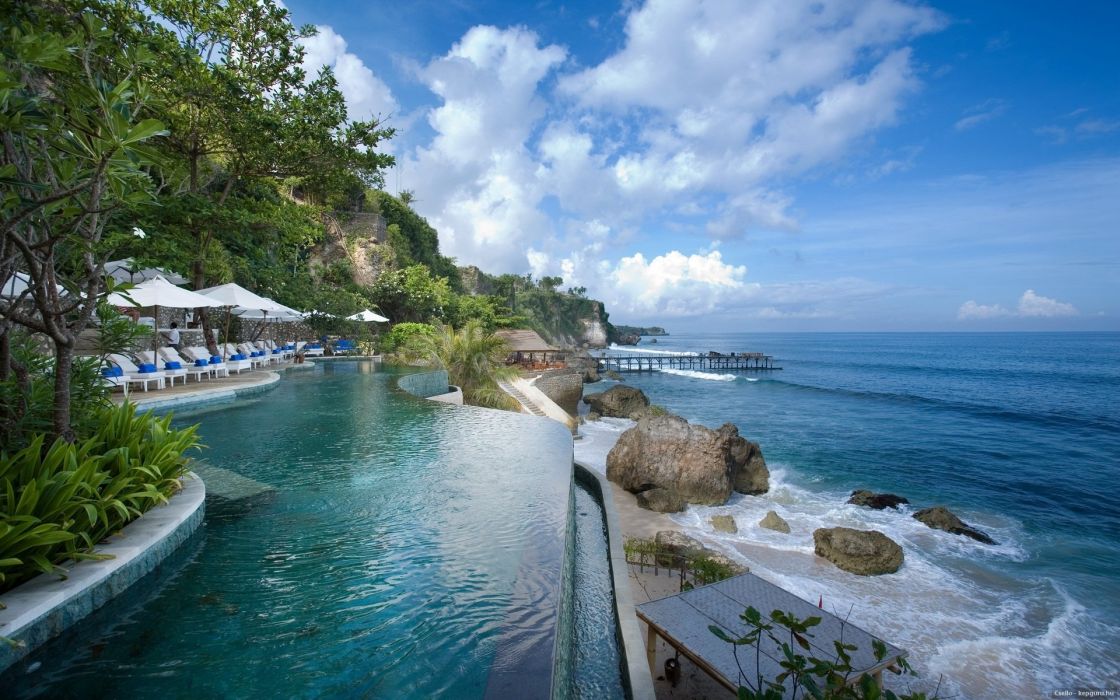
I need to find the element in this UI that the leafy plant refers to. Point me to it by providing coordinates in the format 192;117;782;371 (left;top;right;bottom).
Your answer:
0;403;200;594
710;606;936;700
409;321;520;410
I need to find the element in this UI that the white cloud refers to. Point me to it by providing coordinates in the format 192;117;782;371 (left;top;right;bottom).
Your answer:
1017;289;1078;317
957;300;1010;320
405;26;566;272
299;26;398;122
602;249;747;316
397;0;945;289
954;99;1008;132
958;290;1078;320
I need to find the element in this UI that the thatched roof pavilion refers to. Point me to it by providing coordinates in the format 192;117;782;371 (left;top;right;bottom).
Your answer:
496;329;563;368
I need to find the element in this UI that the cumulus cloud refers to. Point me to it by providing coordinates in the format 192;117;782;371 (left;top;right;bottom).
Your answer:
602;249;747;316
404;26;566;272
395;1;946;314
299;25;398;122
958;290;1078;320
1017;289;1078;317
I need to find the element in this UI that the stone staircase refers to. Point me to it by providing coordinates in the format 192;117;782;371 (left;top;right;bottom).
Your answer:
497;379;547;417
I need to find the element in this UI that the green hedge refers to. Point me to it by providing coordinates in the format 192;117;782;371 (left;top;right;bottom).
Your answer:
0;404;200;593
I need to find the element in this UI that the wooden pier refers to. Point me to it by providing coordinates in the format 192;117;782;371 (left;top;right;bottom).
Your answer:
597;352;780;373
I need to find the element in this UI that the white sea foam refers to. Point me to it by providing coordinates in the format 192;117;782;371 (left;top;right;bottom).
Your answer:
657;367;738;382
574;417;634;475
606;344;698;356
667;467;1118;698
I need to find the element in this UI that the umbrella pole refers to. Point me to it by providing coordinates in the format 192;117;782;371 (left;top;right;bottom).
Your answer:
153;304;160;355
223;306;232;360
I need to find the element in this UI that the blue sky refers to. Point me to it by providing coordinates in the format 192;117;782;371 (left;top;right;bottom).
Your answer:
282;0;1119;331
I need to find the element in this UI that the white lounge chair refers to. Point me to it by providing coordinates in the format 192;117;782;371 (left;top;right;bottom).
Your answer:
137;350;187;386
219;344;255;373
236;343;268;368
181;346;230;378
107;353;166;392
297;341;324;357
256;340;288;363
155;348;210;383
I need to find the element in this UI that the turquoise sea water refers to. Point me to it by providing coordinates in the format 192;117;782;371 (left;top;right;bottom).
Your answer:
5;362;575;698
589;332;1120;698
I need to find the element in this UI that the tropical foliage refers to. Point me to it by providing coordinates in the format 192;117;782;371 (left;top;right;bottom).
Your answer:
409;321;520;410
711;606;935;700
1;403;200;593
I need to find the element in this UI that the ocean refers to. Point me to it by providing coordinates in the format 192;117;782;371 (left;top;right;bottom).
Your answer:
576;332;1120;699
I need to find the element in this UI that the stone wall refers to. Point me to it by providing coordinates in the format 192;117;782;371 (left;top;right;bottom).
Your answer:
533;369;584;417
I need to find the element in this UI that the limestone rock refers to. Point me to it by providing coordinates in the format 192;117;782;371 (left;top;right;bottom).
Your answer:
532;370;583;417
607;415;757;505
848;489;910;510
635;487;686;513
759;510;791;534
604;370;624;381
733;440;769;495
582;367;600;383
586;412;601;422
813;527;904;575
583;385;650;419
710;515;738;533
913;506;996;545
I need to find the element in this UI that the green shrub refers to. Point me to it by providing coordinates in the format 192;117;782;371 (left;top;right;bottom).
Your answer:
379;322;436;356
0;404;200;593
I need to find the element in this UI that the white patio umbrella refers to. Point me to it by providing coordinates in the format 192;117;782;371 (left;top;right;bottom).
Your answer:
106;275;224;351
346;309;389;323
2;272;65;301
197;283;287;357
104;258;188;285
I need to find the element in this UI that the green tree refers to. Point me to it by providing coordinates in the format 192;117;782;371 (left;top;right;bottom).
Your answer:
368;264;453;324
1;5;166;440
143;0;393;342
411;321;519;410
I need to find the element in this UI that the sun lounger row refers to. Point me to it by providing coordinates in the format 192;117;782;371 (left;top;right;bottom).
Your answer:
101;341;299;395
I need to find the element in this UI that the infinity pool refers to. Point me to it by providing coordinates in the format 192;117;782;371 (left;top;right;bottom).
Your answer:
5;362;576;698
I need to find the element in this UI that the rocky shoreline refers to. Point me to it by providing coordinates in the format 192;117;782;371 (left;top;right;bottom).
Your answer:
577;384;996;579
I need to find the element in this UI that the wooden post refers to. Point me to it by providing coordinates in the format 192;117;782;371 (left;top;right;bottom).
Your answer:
646;624;659;675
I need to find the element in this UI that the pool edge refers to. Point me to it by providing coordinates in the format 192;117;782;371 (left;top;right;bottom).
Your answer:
575;463;658;700
0;473;206;674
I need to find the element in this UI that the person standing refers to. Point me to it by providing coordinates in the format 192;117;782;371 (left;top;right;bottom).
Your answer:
164;322;181;351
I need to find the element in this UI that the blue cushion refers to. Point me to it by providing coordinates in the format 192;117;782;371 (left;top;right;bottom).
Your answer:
228;353;243;360
272;348;282;354
138;363;157;373
195;359;209;367
165;361;182;370
102;366;123;377
210;356;223;364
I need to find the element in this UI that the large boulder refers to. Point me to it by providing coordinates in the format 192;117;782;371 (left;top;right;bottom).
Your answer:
848;489;910;510
913;506;996;545
813;527;904;575
607;415;764;505
636;486;686;513
733;441;769;495
759;510;791;534
583;385;650;419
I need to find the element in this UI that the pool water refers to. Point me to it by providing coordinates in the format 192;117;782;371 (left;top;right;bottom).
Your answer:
5;362;575;698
